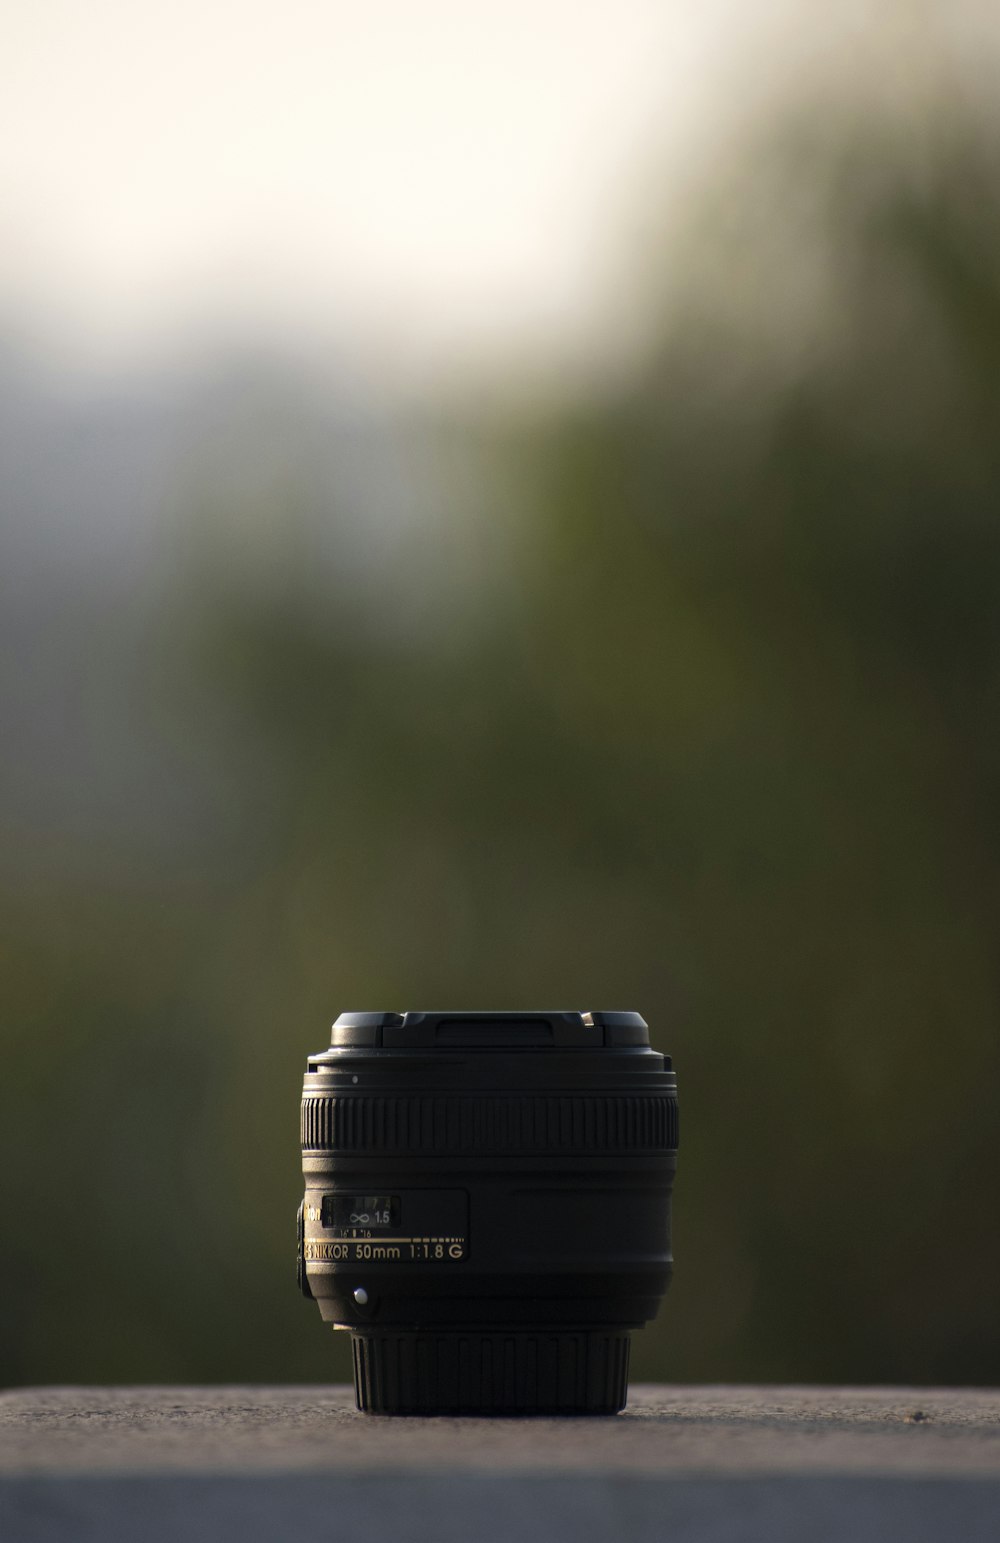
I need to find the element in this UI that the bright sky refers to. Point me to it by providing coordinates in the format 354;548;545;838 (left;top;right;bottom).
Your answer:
0;0;990;384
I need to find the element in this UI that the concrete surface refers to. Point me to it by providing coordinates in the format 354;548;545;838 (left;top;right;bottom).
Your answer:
2;1384;999;1541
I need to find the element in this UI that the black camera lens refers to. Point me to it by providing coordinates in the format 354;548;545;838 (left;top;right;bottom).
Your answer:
297;1010;678;1415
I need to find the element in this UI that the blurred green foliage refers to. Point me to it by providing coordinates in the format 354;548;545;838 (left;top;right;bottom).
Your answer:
5;103;1000;1388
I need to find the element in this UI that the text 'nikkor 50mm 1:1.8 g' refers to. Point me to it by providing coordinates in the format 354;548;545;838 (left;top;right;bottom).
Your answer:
297;1010;678;1415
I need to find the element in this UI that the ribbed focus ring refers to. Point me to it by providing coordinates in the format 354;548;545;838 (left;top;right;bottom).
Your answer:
301;1093;678;1153
351;1330;631;1415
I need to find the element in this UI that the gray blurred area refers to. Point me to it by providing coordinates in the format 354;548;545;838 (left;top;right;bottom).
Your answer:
4;1386;1000;1543
4;81;1000;1395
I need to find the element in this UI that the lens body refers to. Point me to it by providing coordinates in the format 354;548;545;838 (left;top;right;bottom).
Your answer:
298;1011;678;1415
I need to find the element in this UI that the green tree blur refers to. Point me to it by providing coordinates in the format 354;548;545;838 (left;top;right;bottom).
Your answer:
4;101;1000;1388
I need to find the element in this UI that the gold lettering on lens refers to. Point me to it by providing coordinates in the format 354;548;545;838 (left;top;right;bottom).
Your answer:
304;1237;467;1263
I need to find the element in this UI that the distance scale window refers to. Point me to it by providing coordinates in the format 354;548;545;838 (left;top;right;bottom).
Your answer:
322;1195;399;1232
314;1190;467;1262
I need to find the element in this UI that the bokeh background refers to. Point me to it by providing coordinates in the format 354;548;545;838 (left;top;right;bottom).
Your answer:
3;0;1000;1389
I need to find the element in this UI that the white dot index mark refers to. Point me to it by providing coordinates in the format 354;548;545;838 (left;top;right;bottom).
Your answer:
353;1287;369;1306
352;1076;359;1084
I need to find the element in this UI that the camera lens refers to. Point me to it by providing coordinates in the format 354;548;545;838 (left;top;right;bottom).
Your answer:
298;1010;678;1415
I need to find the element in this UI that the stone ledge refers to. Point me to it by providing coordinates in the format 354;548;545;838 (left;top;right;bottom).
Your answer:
2;1386;999;1542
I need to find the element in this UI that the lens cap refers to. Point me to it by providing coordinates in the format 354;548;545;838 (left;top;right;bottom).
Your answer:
330;1010;650;1048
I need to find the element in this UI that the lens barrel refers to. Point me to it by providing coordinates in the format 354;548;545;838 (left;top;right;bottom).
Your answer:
298;1010;678;1415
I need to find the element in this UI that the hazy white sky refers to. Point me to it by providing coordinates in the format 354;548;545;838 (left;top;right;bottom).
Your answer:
0;0;992;384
